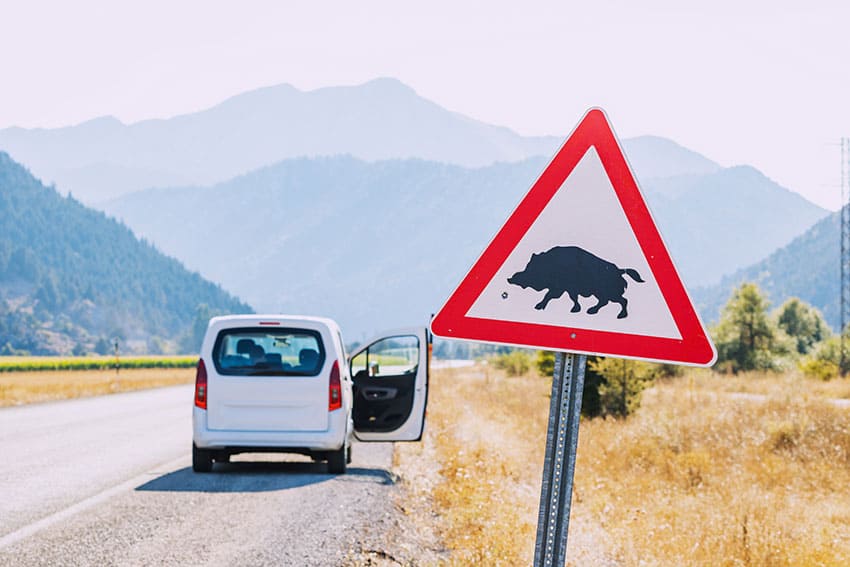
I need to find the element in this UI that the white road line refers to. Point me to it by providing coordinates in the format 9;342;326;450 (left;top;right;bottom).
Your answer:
0;454;188;551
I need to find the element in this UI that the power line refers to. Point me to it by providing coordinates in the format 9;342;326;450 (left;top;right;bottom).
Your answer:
841;138;849;375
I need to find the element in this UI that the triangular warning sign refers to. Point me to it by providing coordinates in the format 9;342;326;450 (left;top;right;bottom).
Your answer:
431;108;717;366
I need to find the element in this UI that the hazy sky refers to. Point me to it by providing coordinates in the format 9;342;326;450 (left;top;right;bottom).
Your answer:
2;1;848;209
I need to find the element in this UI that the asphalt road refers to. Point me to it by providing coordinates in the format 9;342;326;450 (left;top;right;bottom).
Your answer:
0;386;403;566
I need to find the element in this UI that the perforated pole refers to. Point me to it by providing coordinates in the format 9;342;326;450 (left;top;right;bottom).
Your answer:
533;352;586;567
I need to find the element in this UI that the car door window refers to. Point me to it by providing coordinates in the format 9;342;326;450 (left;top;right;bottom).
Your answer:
351;335;419;379
351;335;420;433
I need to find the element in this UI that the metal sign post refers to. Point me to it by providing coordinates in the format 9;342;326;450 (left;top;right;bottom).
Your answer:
533;352;586;567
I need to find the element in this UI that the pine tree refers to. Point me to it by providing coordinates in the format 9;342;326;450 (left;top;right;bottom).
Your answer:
775;298;830;355
712;283;791;372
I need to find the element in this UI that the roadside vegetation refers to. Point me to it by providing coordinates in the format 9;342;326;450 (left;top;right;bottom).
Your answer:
396;363;850;566
394;282;850;565
0;355;197;372
0;355;198;405
491;282;840;420
0;367;195;406
394;364;551;566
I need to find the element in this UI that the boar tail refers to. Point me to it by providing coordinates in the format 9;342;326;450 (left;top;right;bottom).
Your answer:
621;268;645;283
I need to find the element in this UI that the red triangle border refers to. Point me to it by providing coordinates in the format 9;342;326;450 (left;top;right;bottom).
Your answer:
430;108;717;366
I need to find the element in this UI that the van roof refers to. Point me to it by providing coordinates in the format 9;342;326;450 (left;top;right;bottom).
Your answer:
208;314;340;331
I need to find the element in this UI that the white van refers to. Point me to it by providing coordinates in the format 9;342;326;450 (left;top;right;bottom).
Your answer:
192;315;429;474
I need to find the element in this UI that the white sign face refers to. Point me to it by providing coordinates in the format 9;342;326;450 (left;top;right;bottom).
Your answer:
430;108;717;366
466;147;681;340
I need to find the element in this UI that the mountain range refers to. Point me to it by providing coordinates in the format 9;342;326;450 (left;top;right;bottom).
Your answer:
640;165;826;285
0;77;833;345
0;153;250;355
1;78;732;205
694;211;840;329
101;154;826;340
0;79;557;203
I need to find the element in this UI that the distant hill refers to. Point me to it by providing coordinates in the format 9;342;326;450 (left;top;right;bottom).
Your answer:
624;135;720;179
693;211;840;329
640;166;826;285
0;153;251;355
0;79;555;202
102;155;827;340
1;78;724;204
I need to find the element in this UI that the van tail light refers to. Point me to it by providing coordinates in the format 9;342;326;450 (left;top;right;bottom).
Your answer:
194;358;208;410
328;360;342;412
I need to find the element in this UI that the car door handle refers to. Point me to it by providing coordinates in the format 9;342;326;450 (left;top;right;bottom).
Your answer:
361;386;397;400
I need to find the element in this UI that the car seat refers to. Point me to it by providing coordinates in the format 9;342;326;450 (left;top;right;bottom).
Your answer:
236;338;257;354
297;348;320;372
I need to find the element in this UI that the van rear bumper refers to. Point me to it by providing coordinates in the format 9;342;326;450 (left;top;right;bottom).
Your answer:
193;407;350;451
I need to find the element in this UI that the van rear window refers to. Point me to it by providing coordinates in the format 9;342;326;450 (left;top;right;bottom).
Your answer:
212;327;325;376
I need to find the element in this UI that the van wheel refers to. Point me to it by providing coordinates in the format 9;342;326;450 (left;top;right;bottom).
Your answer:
193;443;213;473
346;445;352;464
328;446;347;474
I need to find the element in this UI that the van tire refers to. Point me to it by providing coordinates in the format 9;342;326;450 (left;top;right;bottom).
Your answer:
193;443;213;473
328;446;347;474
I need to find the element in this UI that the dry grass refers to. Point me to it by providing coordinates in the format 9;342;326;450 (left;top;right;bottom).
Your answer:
394;365;614;566
580;376;850;566
683;368;850;400
395;365;850;566
0;367;196;406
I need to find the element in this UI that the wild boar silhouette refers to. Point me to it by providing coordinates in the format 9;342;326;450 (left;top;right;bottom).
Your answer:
507;246;644;319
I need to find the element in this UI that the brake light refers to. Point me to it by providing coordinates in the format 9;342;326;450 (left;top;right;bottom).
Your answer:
328;360;342;411
194;358;208;410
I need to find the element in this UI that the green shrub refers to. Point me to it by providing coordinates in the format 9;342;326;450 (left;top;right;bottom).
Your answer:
799;358;839;381
799;336;842;380
798;335;848;381
536;350;555;377
589;357;659;418
712;283;793;373
492;350;532;376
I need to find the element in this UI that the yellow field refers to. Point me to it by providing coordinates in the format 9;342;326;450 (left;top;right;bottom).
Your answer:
0;355;197;372
0;367;196;407
395;365;850;566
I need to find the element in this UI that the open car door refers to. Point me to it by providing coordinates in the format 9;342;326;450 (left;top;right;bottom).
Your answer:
350;327;430;442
